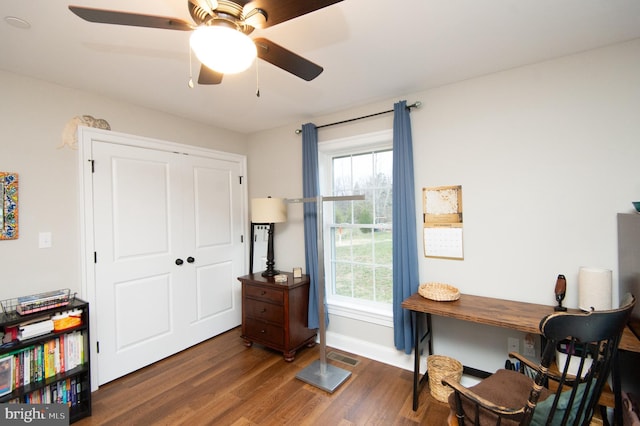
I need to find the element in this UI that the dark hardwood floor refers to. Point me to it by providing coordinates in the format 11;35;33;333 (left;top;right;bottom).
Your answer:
75;327;450;425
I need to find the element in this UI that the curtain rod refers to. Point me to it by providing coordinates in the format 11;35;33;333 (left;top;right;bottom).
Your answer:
294;101;422;134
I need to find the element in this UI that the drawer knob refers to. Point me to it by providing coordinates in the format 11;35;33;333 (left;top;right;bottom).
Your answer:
260;329;266;333
261;308;267;313
261;291;267;295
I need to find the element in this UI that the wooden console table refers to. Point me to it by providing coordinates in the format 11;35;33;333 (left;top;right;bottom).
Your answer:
401;292;640;422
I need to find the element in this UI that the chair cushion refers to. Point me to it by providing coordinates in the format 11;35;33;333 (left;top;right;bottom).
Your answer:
530;382;590;426
448;369;551;426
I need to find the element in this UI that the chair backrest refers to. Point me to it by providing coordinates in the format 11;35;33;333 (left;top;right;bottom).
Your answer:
521;294;636;425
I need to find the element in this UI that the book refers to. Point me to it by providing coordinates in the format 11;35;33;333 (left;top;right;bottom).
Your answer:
23;348;31;386
0;355;13;396
46;339;56;378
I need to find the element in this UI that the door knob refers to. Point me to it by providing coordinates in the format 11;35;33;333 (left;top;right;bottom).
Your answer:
187;256;195;263
175;258;184;265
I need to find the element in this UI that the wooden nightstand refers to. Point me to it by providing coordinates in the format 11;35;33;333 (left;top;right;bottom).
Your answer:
238;272;317;361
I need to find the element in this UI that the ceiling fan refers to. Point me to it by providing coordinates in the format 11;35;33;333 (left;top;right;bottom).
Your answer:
68;0;343;85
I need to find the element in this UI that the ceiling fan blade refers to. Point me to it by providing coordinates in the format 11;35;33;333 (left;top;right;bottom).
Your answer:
245;0;343;28
254;38;323;81
68;6;193;31
198;65;224;85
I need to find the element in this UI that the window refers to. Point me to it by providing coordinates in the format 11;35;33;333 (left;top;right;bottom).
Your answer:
319;130;393;320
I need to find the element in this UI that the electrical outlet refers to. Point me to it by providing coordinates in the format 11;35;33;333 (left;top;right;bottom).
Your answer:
523;334;536;357
507;337;519;354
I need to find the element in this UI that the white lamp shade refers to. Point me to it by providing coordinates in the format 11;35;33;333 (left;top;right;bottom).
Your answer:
578;267;612;311
251;198;287;223
190;26;257;74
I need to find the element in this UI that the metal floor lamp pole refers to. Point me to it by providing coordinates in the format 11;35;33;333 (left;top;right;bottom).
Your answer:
290;194;364;393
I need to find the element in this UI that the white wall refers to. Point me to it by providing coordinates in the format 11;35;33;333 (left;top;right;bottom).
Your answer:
411;39;640;372
0;70;247;301
247;38;640;373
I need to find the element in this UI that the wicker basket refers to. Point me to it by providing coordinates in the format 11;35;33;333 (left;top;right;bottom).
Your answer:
427;355;463;403
419;282;460;301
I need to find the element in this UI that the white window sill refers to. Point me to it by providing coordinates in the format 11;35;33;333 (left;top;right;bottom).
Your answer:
327;299;394;328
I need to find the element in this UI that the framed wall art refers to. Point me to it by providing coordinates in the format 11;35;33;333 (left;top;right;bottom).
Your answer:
0;172;18;240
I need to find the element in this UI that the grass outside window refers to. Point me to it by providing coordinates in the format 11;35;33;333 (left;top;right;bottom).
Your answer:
331;227;392;304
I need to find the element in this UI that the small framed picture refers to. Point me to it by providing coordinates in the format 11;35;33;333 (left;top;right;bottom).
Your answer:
293;267;302;278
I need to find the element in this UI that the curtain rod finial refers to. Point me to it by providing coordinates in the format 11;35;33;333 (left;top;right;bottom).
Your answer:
295;128;302;134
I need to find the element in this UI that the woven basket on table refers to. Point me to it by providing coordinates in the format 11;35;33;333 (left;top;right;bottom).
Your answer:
418;282;460;301
427;355;463;403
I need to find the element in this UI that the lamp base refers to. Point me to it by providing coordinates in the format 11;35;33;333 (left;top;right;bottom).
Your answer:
261;268;279;277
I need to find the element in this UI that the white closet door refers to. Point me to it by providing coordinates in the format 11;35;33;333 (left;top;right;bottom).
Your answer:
178;154;243;342
90;139;244;386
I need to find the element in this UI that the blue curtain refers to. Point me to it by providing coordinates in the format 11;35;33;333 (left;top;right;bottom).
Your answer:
301;123;327;329
392;100;420;353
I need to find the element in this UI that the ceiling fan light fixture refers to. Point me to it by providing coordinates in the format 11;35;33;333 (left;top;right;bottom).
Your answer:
190;26;257;74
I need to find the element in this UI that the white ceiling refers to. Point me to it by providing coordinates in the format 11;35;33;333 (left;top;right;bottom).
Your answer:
2;0;640;134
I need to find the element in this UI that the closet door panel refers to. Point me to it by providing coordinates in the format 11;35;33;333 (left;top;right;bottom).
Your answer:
196;261;233;319
92;141;183;386
184;156;243;338
112;157;170;259
193;166;232;247
114;274;172;348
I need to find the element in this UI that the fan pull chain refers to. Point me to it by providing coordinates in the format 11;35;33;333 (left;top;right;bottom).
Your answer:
255;59;260;98
188;46;195;89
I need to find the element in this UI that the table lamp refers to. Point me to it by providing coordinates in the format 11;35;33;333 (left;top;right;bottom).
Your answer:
251;197;287;277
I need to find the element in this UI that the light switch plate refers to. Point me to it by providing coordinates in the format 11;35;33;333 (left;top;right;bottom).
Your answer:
39;232;52;248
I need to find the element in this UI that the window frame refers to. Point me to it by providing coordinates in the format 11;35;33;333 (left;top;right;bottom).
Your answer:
318;129;394;327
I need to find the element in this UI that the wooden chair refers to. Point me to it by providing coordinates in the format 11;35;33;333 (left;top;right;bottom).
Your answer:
442;294;636;426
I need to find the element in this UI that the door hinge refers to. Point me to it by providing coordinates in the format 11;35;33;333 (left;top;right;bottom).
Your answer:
96;341;100;353
94;252;97;263
239;176;243;184
88;159;95;173
241;235;244;243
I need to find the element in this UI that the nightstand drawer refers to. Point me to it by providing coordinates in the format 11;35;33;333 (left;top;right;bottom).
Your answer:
245;284;284;305
244;318;284;347
245;300;284;324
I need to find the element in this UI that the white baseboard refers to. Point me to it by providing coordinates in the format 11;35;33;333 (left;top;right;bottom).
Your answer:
325;330;417;372
324;331;482;388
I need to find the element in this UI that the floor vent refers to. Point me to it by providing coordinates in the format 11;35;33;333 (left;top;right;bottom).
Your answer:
327;351;360;367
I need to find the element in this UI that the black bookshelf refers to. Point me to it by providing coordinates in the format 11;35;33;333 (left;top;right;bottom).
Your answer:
0;298;91;423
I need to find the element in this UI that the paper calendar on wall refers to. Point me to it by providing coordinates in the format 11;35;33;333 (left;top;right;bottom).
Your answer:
422;185;463;260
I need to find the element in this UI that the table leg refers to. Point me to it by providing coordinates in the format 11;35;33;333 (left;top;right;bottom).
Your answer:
426;313;433;355
412;310;420;411
412;311;433;411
